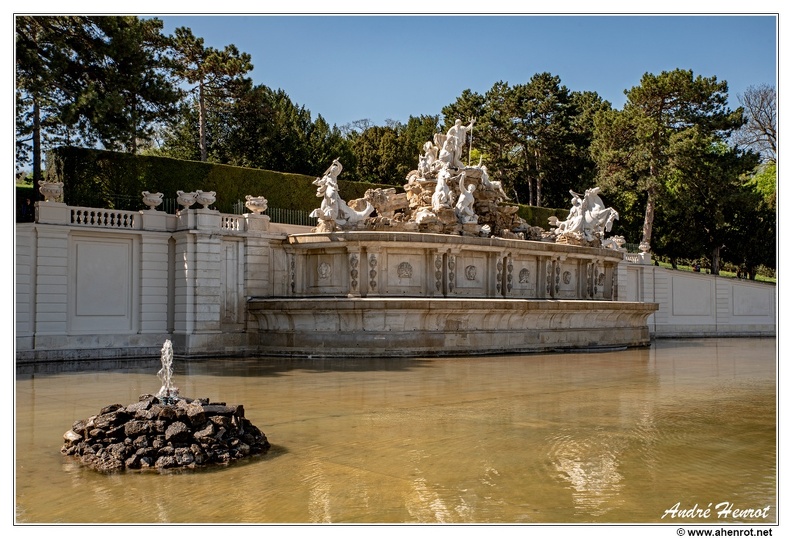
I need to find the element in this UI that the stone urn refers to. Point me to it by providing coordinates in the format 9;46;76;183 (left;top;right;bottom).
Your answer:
245;195;268;215
142;191;164;210
176;190;197;210
195;190;216;209
38;180;64;202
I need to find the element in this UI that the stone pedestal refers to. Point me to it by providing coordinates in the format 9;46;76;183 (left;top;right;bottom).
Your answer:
139;209;169;231
177;208;221;231
35;201;70;224
245;213;271;232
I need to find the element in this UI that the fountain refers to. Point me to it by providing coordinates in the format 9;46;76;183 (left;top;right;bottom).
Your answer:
17;119;668;363
156;339;178;405
60;341;271;472
246;127;658;358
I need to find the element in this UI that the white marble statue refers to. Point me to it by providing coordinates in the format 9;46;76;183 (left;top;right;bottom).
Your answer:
454;172;477;223
418;140;439;177
310;159;374;227
438;135;460;169
431;167;454;212
575;187;618;239
479;164;509;201
310;159;343;221
445;118;475;168
549;187;619;243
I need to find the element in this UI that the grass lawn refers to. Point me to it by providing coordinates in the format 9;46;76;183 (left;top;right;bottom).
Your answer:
652;259;776;284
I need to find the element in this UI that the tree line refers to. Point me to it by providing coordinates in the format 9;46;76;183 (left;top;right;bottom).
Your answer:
15;15;776;278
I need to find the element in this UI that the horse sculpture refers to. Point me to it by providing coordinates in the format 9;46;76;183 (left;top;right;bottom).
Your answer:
549;187;619;243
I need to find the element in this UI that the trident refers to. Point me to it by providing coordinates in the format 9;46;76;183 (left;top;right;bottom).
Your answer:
468;117;476;166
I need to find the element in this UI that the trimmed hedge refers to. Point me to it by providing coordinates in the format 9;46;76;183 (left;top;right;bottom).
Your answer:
47;146;566;227
48;147;385;215
517;204;568;229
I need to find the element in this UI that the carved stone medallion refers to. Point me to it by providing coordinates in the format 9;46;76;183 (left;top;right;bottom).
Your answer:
397;261;413;279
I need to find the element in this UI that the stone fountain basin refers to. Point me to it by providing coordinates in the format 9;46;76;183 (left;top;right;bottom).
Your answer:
248;297;658;358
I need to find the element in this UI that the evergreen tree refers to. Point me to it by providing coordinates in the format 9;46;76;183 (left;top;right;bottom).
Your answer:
592;69;745;250
78;16;181;152
445;75;592;208
171;27;253;162
401;115;441;169
658;136;760;274
16;16;181;178
352;125;404;184
16;16;94;182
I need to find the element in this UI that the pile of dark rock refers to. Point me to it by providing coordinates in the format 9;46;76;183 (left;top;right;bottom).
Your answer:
61;394;270;473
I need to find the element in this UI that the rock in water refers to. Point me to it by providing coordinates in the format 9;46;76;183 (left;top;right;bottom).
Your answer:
61;394;270;473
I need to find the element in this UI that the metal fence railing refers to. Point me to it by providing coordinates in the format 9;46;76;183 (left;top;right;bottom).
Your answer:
264;207;314;227
229;199;313;226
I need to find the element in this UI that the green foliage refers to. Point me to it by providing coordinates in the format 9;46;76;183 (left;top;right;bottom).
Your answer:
154;84;353;178
748;162;776;207
47;146;562;230
651;137;765;274
16;18;774;272
517;205;568;227
79;17;182;152
345;115;440;184
16;15;181;186
350;125;404;184
592;68;746;249
49;146;389;214
170;26;253;162
442;75;603;208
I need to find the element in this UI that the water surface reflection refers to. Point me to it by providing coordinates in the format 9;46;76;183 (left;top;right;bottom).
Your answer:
15;338;776;524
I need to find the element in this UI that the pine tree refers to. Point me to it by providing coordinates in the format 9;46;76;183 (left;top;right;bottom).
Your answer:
171;27;253;162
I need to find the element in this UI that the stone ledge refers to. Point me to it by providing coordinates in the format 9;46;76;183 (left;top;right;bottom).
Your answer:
247;297;658;358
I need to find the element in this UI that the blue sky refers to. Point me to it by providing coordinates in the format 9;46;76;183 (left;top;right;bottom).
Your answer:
157;14;777;128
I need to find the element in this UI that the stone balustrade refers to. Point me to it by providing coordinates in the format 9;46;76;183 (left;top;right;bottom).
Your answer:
35;199;266;234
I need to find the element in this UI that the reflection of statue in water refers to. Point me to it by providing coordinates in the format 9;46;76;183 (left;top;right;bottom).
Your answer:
549;187;619;243
454;172;477;223
310;159;374;228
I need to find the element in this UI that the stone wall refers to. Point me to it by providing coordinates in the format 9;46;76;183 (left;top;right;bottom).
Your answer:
15;201;285;362
624;264;776;337
285;231;624;301
14;200;775;363
247;297;657;357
